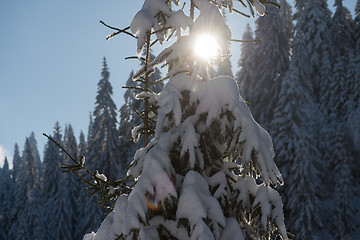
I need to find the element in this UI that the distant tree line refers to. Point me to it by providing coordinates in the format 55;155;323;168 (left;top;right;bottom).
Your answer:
0;56;164;240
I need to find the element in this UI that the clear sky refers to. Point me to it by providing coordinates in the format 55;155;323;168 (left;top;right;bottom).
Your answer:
0;0;356;168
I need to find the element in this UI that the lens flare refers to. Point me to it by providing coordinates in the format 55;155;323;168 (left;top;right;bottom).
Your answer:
194;34;220;60
145;192;162;211
145;174;175;212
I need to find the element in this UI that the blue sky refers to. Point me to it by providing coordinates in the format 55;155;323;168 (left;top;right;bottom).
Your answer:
0;0;356;167
0;0;143;165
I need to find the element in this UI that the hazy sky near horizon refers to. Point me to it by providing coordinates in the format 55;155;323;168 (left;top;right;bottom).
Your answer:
0;0;356;168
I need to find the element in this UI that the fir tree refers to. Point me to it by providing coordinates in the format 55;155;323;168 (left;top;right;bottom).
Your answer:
86;1;288;239
29;182;45;240
272;34;323;240
333;0;354;57
77;130;98;238
7;144;22;239
330;122;356;239
11;137;40;240
28;132;41;175
42;123;72;240
295;0;333;99
330;54;348;119
64;124;83;240
215;11;233;78
88;57;119;181
245;0;291;128
332;0;354;120
279;0;294;48
82;58;120;234
0;158;14;239
236;24;255;100
12;143;22;182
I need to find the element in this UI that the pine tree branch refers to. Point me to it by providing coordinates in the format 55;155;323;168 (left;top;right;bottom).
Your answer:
151;27;172;35
236;0;247;8
99;21;137;39
43;133;131;203
233;7;251;18
150;39;159;48
150;76;170;85
122;86;146;92
125;56;146;61
246;0;255;17
129;103;144;121
230;38;261;43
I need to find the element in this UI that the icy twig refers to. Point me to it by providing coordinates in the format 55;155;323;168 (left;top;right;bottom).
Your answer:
99;20;136;40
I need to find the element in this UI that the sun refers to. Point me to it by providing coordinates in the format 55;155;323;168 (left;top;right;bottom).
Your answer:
194;34;220;61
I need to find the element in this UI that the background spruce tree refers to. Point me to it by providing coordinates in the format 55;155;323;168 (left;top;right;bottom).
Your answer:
87;57;120;181
11;136;40;240
81;57;120;234
294;0;333;100
332;0;354;120
249;0;291;129
12;143;22;182
330;123;356;240
42;123;72;240
271;35;323;240
0;158;14;239
63;124;84;240
236;24;255;100
118;70;140;173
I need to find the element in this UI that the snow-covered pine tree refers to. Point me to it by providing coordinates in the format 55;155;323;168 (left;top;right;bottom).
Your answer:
330;120;355;240
271;33;323;240
332;0;354;120
88;57;119;181
345;1;360;116
42;122;72;240
28;180;45;240
11;136;40;240
82;58;120;234
236;24;256;101
278;0;293;48
0;158;14;239
79;131;88;158
295;0;333;100
76;131;90;239
77;130;97;238
249;0;291;128
215;10;233;78
28;132;42;177
7;144;22;240
12;143;22;182
86;1;287;239
64;124;84;240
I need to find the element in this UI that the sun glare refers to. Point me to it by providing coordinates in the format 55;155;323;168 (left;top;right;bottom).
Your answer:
194;34;220;60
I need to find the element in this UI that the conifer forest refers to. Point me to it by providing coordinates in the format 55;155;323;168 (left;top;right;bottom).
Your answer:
1;0;360;239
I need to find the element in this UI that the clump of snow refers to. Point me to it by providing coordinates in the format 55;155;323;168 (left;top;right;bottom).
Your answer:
130;0;172;55
95;171;107;182
135;91;159;105
177;171;226;239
